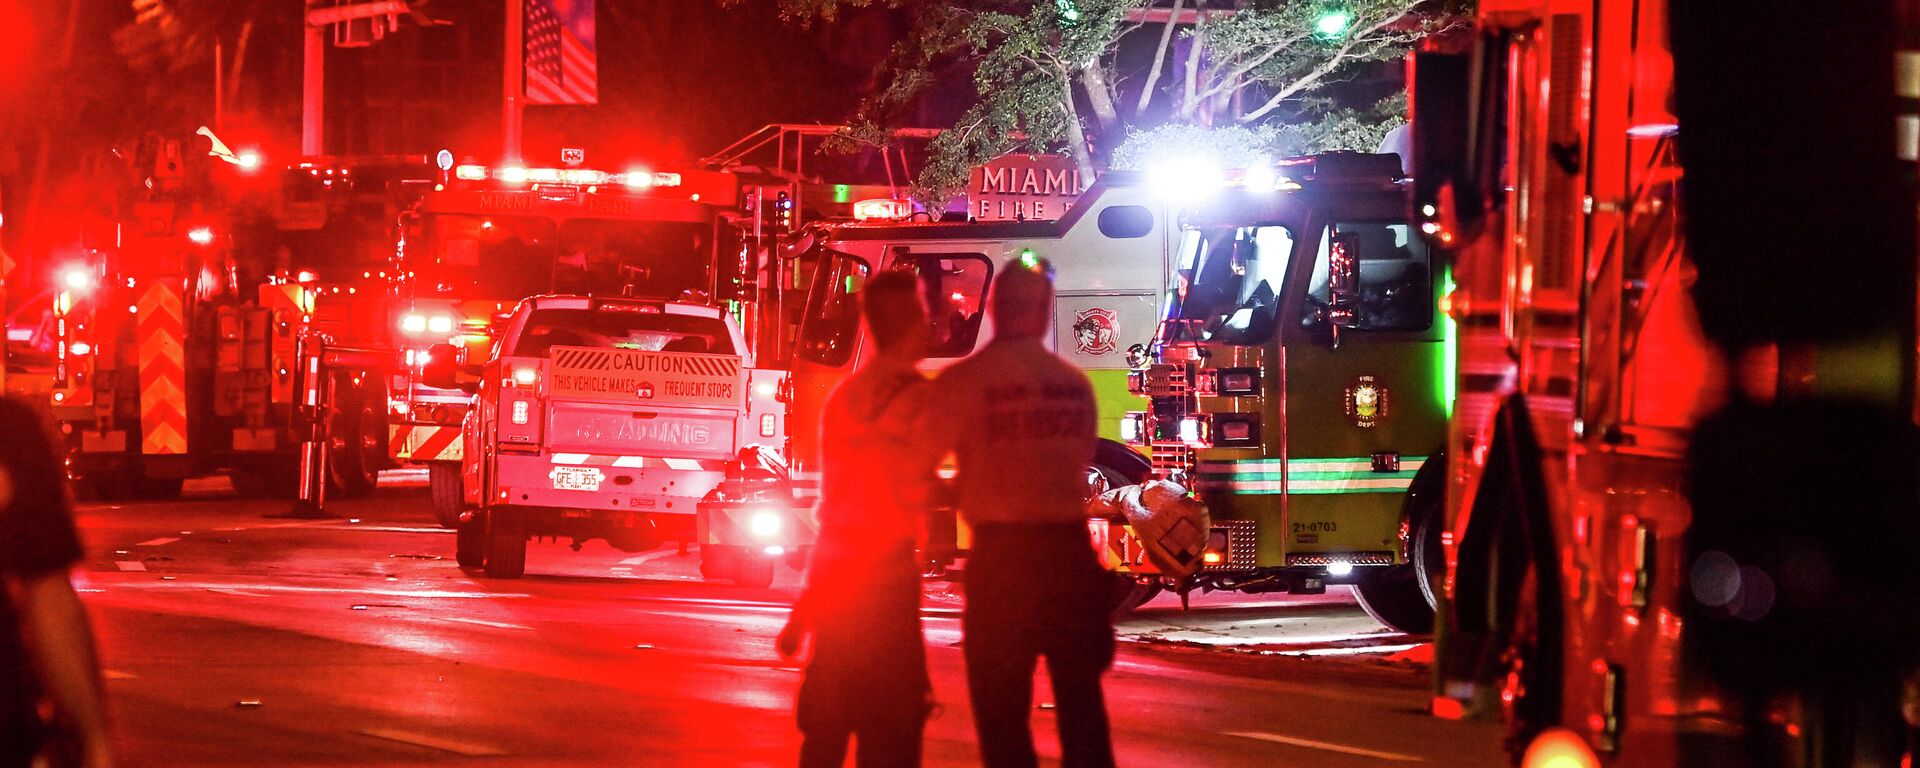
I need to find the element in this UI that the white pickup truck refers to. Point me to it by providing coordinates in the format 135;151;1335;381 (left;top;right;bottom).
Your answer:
426;295;806;586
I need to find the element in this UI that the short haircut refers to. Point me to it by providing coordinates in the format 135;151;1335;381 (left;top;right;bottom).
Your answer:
989;260;1054;338
862;269;927;354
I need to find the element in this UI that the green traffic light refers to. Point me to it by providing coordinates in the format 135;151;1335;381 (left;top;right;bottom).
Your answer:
1315;10;1351;37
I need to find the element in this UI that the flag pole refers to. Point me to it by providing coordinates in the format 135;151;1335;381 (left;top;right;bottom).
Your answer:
504;0;524;164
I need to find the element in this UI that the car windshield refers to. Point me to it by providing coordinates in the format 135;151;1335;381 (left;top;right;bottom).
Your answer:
508;308;735;358
420;215;712;300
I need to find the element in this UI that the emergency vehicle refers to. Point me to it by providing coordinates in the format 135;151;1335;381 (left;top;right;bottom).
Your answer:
1412;0;1919;764
390;156;743;526
48;134;421;499
786;177;1175;558
427;294;799;585
1116;153;1447;624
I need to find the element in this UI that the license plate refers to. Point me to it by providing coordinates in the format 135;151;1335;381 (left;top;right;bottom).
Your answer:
549;466;604;492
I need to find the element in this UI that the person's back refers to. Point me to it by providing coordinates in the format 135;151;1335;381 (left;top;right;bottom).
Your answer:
920;259;1114;768
932;340;1096;525
781;271;935;768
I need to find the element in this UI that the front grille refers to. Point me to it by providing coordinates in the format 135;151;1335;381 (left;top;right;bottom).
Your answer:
1144;363;1193;481
1286;551;1396;568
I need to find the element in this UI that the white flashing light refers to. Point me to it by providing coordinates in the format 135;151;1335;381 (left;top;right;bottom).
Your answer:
749;510;784;538
1243;160;1279;193
511;366;539;387
1178;415;1211;447
427;315;456;334
495;166;529;184
60;267;94;293
622;169;653;189
436;149;455;171
296;269;319;283
401;314;428;333
527;167;563;183
1150;157;1226;204
1327;561;1355;577
69;341;92;356
763;545;786;557
236;150;262;171
563;168;608;185
187;227;215;246
455;164;488;181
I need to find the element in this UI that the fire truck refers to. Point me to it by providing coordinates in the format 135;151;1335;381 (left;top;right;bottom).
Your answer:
428;294;799;584
1411;0;1920;764
388;156;743;526
1119;152;1448;626
48;134;420;499
785;178;1174;592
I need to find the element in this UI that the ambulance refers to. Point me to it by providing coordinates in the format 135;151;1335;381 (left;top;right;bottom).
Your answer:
428;294;799;585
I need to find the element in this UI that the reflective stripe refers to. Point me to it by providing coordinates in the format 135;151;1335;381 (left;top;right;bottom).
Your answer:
1193;456;1428;496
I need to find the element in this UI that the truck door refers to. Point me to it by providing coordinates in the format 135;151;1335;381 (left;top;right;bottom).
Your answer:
1278;220;1446;565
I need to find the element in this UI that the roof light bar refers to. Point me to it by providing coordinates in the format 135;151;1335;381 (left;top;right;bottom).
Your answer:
449;165;681;189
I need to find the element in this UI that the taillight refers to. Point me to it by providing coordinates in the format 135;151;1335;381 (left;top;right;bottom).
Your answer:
511;400;530;425
759;413;778;437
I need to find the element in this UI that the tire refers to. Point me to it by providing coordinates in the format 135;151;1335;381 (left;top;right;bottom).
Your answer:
1353;567;1435;634
483;508;527;579
733;553;775;590
326;376;383;499
699;546;730;581
430;462;464;529
1354;453;1449;634
455;511;486;569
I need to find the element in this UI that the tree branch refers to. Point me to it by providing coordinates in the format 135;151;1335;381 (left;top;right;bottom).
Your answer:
1133;0;1182;114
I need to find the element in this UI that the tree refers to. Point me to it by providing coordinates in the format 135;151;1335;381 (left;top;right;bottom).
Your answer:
732;0;1456;209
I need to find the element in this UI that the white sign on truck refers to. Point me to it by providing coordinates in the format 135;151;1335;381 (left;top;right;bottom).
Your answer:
547;346;742;407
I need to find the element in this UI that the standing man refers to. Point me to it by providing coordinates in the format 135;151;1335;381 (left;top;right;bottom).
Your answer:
1;397;115;768
922;257;1114;768
779;270;936;767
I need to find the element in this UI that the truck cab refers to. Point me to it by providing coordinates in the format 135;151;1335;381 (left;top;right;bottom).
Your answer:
442;295;800;584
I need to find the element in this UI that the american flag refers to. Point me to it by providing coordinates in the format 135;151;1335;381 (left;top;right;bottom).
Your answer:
525;0;597;105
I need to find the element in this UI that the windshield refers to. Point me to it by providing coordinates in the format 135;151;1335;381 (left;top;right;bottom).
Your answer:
1303;222;1432;332
1173;225;1297;344
420;215;712;300
508;308;735;358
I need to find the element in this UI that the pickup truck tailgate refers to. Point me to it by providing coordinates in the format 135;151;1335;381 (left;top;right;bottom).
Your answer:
543;346;744;461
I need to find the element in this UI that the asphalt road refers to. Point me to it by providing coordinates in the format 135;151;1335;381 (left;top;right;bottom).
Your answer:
64;472;1508;767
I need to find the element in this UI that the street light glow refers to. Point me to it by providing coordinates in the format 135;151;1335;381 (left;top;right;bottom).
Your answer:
1316;11;1352;37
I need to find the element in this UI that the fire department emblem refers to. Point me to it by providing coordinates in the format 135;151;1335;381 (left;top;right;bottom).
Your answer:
1072;307;1119;356
1345;375;1389;428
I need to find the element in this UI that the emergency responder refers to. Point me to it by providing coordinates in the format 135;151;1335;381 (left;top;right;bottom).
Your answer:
778;270;936;768
1;397;115;768
918;257;1114;768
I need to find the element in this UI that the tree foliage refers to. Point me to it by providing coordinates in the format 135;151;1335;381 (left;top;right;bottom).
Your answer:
730;0;1457;209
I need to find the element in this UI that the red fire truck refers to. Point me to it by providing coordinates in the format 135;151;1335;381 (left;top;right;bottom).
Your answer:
1412;0;1920;764
49;134;422;499
387;155;744;526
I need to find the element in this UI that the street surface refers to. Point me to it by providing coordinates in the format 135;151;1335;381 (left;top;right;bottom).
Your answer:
71;472;1506;767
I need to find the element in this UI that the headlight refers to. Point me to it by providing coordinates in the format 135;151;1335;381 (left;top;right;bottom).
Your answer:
749;509;783;538
427;314;456;334
1119;412;1148;445
1178;416;1210;448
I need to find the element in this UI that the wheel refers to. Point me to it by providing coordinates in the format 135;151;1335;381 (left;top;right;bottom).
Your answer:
699;546;730;581
429;462;464;528
326;375;383;498
482;508;527;579
455;511;486;569
1108;574;1162;617
732;553;775;589
1353;567;1435;634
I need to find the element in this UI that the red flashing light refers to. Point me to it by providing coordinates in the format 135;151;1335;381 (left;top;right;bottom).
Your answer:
1430;697;1464;720
187;227;215;246
236;150;262;171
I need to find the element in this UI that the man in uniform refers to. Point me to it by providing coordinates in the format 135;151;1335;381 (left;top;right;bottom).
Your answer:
1;397;114;768
779;271;937;767
919;257;1114;768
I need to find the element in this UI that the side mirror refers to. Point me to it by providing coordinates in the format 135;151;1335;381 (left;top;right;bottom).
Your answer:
1327;232;1361;329
420;342;474;392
